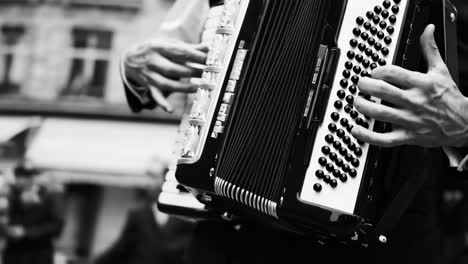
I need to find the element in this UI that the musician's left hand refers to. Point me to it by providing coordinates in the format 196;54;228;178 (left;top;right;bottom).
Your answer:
351;24;468;148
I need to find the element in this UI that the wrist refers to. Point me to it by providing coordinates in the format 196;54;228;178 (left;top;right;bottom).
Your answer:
458;96;468;147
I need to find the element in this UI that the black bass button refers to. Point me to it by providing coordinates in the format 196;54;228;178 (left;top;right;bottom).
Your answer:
316;170;324;179
314;183;322;192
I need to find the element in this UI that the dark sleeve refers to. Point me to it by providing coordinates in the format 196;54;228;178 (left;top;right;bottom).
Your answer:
123;81;157;113
24;191;64;240
94;211;138;264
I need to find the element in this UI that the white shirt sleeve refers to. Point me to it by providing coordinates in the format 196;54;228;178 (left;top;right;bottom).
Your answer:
158;0;210;43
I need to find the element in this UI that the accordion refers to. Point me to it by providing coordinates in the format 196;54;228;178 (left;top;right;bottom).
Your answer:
159;0;457;244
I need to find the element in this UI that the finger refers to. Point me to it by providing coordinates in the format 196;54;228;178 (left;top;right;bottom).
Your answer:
358;77;412;107
154;42;208;64
420;24;446;71
146;54;204;78
371;65;428;88
144;70;199;93
354;97;422;128
351;127;414;147
193;43;210;53
148;85;173;113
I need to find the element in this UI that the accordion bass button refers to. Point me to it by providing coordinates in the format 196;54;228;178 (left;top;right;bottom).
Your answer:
377;31;385;39
345;153;353;162
344;104;353;114
340;174;348;182
372;16;380;24
374;5;382;14
363;22;372;30
315;170;325;179
342;164;350;173
374;42;382;51
361;32;369;41
319;157;328;166
348;142;357;152
322;146;331;155
340;118;349;127
379;21;387;29
328;123;337;132
345;61;353;70
381;10;390;19
329;152;338;161
333;169;341;178
336;129;345;138
389;15;397;24
383;0;391;9
334;100;343;110
335;158;344;168
391;5;399;14
362;59;371;68
349;169;357;178
343;136;351;144
356;16;365;25
384;36;392;45
355;147;363;157
352;158;360;168
325;134;335;143
331;112;340;121
313;183;322;192
330;179;338;188
358;43;366;52
353;27;361;36
361;71;371;78
333;141;342;150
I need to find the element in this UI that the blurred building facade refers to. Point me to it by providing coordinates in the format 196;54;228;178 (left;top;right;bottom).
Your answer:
0;0;186;117
0;0;182;262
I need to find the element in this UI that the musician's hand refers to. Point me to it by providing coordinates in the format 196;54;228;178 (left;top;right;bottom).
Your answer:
124;39;209;112
351;24;468;148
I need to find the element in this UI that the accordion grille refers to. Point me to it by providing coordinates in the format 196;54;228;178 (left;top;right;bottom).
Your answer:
215;0;327;216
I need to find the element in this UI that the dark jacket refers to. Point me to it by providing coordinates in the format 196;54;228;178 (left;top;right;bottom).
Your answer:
4;186;64;264
94;205;194;264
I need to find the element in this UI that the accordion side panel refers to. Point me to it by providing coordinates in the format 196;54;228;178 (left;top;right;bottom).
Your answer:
299;0;410;214
175;0;266;192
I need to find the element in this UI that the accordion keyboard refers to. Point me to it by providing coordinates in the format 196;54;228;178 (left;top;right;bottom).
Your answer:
300;0;407;214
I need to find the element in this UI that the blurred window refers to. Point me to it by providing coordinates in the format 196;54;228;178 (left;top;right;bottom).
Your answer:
0;24;26;95
61;28;113;99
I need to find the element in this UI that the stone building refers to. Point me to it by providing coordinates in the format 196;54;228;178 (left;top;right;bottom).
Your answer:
0;0;185;262
0;0;185;118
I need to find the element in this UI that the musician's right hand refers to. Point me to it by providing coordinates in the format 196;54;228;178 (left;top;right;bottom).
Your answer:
123;39;209;112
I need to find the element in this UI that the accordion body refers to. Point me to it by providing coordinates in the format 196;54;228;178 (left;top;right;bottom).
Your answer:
171;0;446;242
